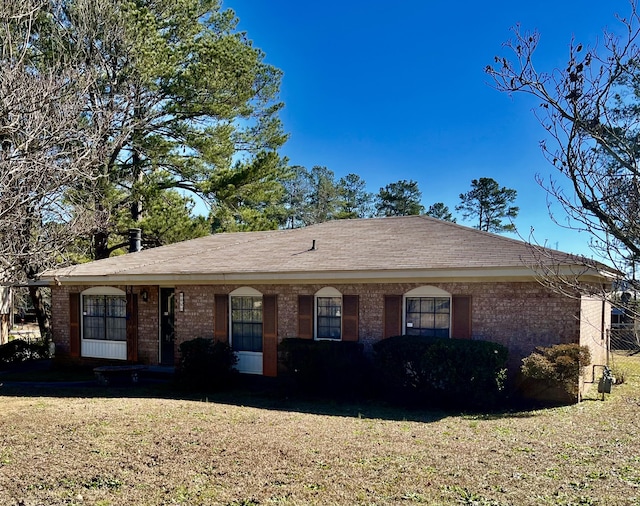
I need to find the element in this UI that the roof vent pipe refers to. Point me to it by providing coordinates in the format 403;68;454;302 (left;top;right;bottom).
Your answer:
129;228;142;253
310;239;316;251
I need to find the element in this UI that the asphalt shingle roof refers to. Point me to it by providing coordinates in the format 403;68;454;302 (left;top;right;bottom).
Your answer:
44;216;607;282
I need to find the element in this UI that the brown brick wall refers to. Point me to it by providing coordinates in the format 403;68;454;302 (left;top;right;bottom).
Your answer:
169;280;582;369
51;285;156;362
469;282;581;368
174;285;215;350
137;286;159;364
51;284;74;357
51;281;592;371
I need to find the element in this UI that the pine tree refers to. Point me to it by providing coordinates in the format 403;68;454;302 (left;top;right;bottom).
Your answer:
456;178;518;233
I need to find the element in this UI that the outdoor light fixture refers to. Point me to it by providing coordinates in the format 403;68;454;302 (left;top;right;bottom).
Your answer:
141;289;148;302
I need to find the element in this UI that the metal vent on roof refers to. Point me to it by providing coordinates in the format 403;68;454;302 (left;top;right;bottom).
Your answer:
129;228;142;253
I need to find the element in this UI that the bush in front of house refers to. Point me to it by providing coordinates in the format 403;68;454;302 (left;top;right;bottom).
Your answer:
373;335;508;409
520;343;591;399
177;338;238;390
0;339;49;368
279;338;370;397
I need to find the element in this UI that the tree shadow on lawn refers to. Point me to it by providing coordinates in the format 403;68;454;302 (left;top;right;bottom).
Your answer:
0;367;546;423
0;377;445;423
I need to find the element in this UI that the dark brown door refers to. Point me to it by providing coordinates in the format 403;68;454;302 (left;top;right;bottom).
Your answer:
160;288;175;365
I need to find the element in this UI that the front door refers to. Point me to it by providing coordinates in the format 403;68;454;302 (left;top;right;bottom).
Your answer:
160;288;175;365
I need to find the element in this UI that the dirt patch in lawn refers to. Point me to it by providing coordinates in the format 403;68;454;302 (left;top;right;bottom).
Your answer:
0;364;639;505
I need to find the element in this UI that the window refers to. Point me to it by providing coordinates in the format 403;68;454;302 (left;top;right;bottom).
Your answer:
82;293;127;341
230;289;263;353
315;287;342;340
404;286;451;338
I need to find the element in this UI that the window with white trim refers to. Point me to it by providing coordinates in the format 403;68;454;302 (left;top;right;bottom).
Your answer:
82;287;127;341
315;287;342;340
404;286;451;338
230;287;263;352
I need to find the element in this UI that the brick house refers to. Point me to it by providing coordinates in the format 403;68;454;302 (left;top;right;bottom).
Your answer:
42;216;613;383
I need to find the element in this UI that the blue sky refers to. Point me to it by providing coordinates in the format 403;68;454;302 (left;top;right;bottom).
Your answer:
224;0;631;257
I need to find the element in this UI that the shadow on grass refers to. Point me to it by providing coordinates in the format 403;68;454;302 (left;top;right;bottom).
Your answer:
0;376;451;424
0;361;550;423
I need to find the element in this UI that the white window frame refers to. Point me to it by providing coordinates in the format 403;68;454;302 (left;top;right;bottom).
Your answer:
80;287;127;360
314;286;343;341
229;287;264;375
403;286;452;338
229;287;264;352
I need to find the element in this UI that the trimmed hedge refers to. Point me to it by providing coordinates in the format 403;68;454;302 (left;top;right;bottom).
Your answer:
177;338;238;390
0;339;49;368
373;335;508;408
279;338;369;396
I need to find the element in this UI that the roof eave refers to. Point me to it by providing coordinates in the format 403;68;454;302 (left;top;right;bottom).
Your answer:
43;264;611;286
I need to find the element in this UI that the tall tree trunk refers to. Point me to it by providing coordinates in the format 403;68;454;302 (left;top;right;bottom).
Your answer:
131;90;144;223
94;229;110;260
28;285;50;340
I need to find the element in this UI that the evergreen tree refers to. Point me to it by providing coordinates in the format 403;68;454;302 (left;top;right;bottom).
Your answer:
375;180;425;217
37;0;287;258
282;166;313;229
456;178;518;233
281;165;343;227
306;166;341;224
210;153;288;232
426;202;456;223
336;173;374;219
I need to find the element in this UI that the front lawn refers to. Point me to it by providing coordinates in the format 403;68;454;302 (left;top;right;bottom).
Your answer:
0;361;638;505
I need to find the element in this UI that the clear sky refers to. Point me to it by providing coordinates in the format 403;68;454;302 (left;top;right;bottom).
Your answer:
224;0;631;258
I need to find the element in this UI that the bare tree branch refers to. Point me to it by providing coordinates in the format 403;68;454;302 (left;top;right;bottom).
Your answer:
487;2;640;291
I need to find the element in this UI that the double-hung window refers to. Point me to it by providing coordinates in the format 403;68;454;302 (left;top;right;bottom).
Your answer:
315;287;342;340
231;295;263;353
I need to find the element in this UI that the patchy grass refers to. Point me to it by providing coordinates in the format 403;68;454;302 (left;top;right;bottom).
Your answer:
0;359;639;506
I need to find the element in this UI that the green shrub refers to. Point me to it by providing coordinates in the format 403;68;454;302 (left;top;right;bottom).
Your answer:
373;335;508;409
279;338;369;397
177;338;237;390
0;339;49;368
521;343;591;398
